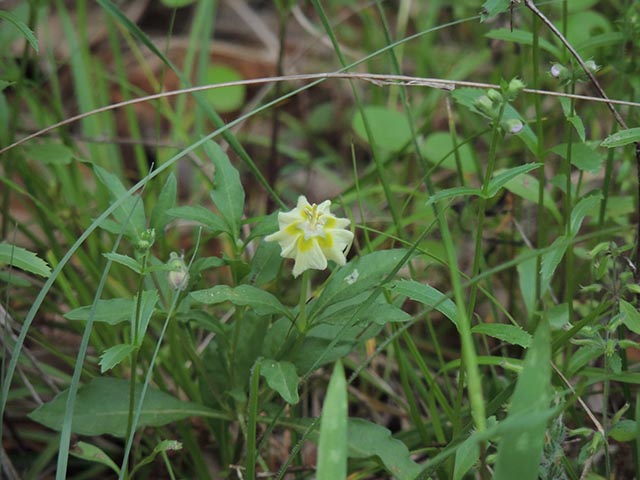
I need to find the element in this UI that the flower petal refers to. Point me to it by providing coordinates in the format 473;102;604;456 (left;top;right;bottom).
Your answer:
292;239;327;277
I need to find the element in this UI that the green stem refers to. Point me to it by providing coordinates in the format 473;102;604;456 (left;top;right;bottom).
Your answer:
245;359;261;480
297;270;310;333
467;102;506;318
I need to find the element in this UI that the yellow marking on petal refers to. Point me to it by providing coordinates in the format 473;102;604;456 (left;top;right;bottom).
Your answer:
297;236;316;253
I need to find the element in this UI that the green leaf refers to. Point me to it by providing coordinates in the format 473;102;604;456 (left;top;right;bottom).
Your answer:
134;290;159;343
480;0;512;21
203;65;246;113
29;377;215;437
205;140;245;237
425;186;482;207
420;132;477;174
388;279;458;327
453;433;480;480
517;254;536;318
94;165;146;240
166;205;227;232
248;240;282;286
0;10;39;53
493;320;551;480
540;236;568;295
99;344;137;373
609;419;636;442
0;243;51;277
569;193;602;236
567;116;586;143
601;127;640;148
352;106;412;152
315;295;411;326
347;418;422;480
25;142;74;165
130;440;182;476
551;143;604;173
486;163;542;198
620;300;640;335
150;173;177;234
317;360;347;480
502;172;562;223
309;249;408;321
472;323;532;348
65;298;134;325
191;284;292;319
70;441;120;474
485;28;560;58
260;359;299;404
103;252;142;274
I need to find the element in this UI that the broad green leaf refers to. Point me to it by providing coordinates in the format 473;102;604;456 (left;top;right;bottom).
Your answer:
388;279;458;327
0;243;51;277
205;140;245;237
150;173;177;234
65;298;133;325
94;165;146;240
260;359;299;404
420;132;476;174
309;249;408;321
540;236;568;294
620;300;640;335
567;116;586;143
103;252;142;274
0;10;39;53
425;186;481;207
248;240;281;286
480;0;510;21
29;377;215;437
575;31;624;55
70;441;120;474
502;173;562;223
566;10;611;47
203;65;246;113
348;418;422;480
609;419;636;442
551;143;604;173
601;127;640;148
25;142;74;165
130;440;182;476
99;344;136;373
485;29;560;58
317;360;347;480
569;193;602;236
191;284;292;319
166;205;227;232
314;295;411;326
472;323;532;348
493;320;551;480
352;106;412;152
133;290;159;344
516;254;536;318
453;433;480;480
486;163;542;198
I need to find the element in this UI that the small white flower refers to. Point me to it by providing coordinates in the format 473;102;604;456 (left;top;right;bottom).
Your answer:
265;195;354;277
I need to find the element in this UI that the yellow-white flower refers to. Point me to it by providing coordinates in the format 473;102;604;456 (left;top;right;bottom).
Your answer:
265;196;354;277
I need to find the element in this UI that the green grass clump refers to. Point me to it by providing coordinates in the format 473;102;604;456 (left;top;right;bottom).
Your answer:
2;0;640;478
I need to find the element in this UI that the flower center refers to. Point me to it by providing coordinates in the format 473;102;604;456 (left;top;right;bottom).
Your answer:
303;204;326;231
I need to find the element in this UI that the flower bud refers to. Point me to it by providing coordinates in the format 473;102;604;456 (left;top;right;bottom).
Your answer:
136;228;156;254
167;252;189;290
550;63;567;79
504;118;524;134
486;89;503;104
506;77;525;100
474;95;495;117
584;60;599;73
